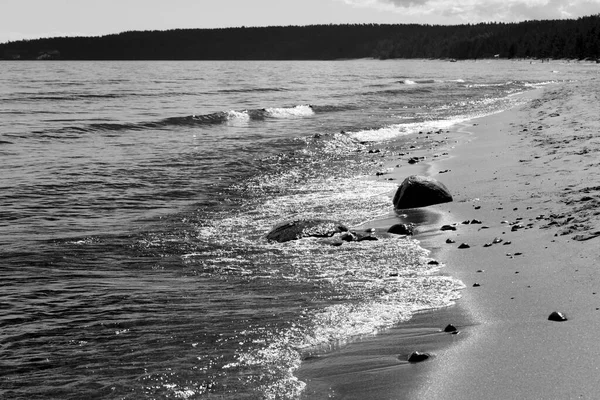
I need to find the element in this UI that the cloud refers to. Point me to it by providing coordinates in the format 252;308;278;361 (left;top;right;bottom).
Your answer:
336;0;600;23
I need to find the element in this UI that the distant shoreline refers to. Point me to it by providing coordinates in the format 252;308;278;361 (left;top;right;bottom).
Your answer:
2;16;599;61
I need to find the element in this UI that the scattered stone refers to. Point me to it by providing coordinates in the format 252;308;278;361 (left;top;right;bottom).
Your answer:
476;269;484;273
474;205;481;210
492;237;503;244
441;225;457;231
548;311;567;322
388;223;415;236
511;224;524;232
462;220;471;225
483;243;492;247
470;219;482;224
514;252;523;256
503;241;512;245
393;175;453;209
443;324;458;333
458;243;470;249
407;351;431;363
428;260;440;265
473;283;481;287
267;219;348;243
446;238;456;244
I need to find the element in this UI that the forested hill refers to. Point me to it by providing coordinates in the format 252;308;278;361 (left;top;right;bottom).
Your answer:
2;15;599;61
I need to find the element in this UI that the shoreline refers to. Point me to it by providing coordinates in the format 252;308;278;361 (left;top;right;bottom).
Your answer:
299;74;600;398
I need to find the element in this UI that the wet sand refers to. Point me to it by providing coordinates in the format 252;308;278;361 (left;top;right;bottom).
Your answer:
300;73;600;398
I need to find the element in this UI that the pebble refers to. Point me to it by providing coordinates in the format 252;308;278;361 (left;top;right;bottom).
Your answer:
548;311;567;322
492;237;503;244
441;225;457;231
443;324;458;333
473;283;481;287
407;351;431;363
446;238;456;244
458;243;470;249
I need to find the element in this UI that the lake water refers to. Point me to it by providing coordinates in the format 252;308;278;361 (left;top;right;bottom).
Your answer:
0;59;592;399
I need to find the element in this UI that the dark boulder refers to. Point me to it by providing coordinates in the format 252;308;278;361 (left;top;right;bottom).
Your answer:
387;223;415;236
393;175;453;209
266;219;348;243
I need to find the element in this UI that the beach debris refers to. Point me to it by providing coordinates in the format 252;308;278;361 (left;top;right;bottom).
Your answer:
266;219;348;243
407;351;431;363
443;324;458;333
441;225;457;231
458;243;470;249
393;175;453;209
548;311;568;322
387;223;415;236
446;238;456;243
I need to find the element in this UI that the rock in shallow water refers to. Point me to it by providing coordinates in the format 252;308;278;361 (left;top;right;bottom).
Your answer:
393;175;453;209
266;219;348;243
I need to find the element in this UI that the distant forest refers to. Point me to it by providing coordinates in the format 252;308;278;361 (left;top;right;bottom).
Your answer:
2;14;600;61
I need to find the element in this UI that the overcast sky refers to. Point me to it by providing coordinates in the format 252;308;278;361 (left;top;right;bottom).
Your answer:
2;0;599;43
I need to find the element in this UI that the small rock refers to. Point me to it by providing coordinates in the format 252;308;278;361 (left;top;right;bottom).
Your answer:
470;219;482;224
548;311;567;322
428;260;440;265
458;243;470;249
483;243;492;247
503;241;512;245
473;283;481;287
441;225;457;231
443;324;458;333
474;205;481;210
492;237;503;244
446;238;456;244
407;351;431;363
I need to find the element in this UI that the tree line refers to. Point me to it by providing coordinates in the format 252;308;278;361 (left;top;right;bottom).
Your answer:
2;15;599;61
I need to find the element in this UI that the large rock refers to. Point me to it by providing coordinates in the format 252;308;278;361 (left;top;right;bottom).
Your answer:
266;219;348;243
393;175;453;209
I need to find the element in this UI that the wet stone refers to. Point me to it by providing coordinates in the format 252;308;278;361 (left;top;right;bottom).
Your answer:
446;238;456;244
458;243;470;249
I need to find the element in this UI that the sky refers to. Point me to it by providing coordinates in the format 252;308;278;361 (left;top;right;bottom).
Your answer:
1;0;600;43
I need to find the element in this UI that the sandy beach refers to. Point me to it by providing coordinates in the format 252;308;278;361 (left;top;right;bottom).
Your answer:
412;73;600;399
299;67;600;399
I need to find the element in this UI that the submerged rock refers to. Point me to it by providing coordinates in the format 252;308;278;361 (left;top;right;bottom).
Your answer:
387;223;415;236
266;219;348;243
393;175;453;209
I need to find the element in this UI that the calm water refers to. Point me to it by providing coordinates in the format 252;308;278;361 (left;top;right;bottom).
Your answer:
0;59;593;399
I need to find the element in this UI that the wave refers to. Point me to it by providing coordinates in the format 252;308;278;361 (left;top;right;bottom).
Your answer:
35;104;318;135
216;87;289;94
399;79;444;85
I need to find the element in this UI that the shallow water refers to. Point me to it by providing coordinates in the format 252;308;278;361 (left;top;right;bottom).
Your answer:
1;59;595;399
